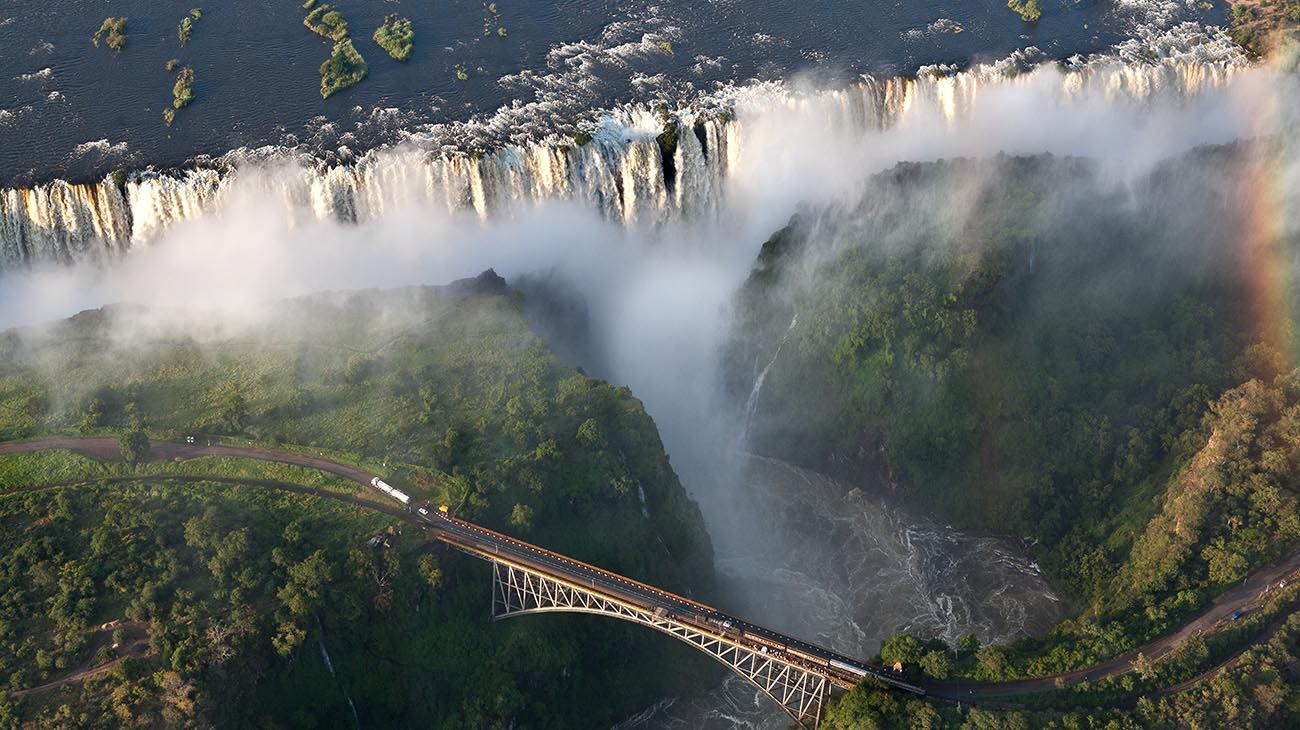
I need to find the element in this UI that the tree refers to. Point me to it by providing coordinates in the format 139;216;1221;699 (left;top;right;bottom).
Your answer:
919;650;953;680
957;633;980;657
417;554;444;592
212;382;248;434
79;397;105;433
277;550;333;616
272;621;306;657
1132;651;1155;680
0;697;18;730
976;646;1009;680
577;418;606;450
20;392;48;418
119;428;150;466
822;682;898;729
343;353;371;384
879;632;924;669
510;503;534;531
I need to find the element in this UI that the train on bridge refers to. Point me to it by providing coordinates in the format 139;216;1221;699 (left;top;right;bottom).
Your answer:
366;476;927;702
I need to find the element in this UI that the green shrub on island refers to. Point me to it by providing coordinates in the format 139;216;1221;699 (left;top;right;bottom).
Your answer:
1008;0;1042;21
91;17;127;51
373;14;414;61
178;10;202;46
172;67;195;108
304;4;349;41
482;2;506;37
319;39;367;98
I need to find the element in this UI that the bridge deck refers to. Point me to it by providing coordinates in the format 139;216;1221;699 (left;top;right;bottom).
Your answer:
419;507;924;695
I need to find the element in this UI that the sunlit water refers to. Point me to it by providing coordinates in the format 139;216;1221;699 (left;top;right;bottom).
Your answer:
0;0;1219;184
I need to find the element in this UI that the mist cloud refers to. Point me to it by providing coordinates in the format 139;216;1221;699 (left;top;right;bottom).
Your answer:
0;59;1296;606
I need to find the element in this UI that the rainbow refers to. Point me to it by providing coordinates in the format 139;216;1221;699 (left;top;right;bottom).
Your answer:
1234;95;1297;377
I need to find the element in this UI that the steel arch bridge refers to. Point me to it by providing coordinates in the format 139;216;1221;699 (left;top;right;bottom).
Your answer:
425;505;925;730
490;558;831;727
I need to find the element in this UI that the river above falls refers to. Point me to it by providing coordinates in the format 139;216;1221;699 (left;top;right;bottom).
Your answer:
0;0;1219;187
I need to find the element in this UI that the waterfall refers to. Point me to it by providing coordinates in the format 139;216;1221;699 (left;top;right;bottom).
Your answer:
321;615;366;722
637;483;651;519
0;44;1248;273
0;179;132;268
741;314;797;444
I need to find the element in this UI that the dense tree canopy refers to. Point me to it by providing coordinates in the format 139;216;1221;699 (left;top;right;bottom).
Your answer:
732;146;1300;724
0;274;715;727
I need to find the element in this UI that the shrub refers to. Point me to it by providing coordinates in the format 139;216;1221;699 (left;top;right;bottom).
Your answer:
373;14;414;61
1007;0;1042;21
304;4;349;41
119;428;150;466
172;67;195;109
92;17;128;51
319;39;367;98
178;17;195;46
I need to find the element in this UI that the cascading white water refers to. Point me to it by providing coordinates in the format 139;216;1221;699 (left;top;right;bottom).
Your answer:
741;313;797;444
317;629;361;729
0;37;1247;273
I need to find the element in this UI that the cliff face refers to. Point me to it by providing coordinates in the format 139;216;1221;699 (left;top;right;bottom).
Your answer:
723;145;1283;603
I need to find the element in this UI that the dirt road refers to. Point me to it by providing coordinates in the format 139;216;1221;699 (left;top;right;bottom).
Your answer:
0;436;375;484
3;436;1297;703
929;545;1300;698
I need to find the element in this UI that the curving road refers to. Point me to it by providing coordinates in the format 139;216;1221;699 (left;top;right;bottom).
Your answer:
2;436;1297;703
0;436;374;483
0;437;924;695
927;545;1300;699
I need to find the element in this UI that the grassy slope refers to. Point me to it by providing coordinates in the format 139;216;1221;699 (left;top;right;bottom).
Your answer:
0;273;715;727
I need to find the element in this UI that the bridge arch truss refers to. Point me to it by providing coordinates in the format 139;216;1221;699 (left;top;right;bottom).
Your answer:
490;559;830;728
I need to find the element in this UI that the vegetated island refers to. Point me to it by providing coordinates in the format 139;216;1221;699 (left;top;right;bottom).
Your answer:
483;3;507;38
303;3;350;41
1007;0;1042;22
373;14;414;61
172;67;196;109
302;3;367;99
162;65;195;125
178;8;202;47
319;39;367;99
91;17;127;51
0;272;715;726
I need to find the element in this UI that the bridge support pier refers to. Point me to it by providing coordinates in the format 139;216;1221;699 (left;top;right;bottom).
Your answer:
490;559;829;728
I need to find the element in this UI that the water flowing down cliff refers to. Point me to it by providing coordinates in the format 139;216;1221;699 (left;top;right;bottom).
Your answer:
0;33;1250;272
